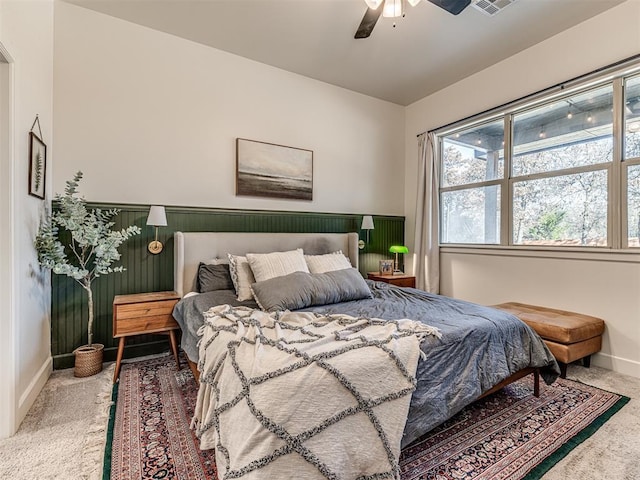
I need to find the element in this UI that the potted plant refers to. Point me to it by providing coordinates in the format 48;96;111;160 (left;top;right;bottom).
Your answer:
35;172;140;377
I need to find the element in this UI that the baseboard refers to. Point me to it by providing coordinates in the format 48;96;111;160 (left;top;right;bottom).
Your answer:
53;340;172;370
591;352;640;379
16;355;53;427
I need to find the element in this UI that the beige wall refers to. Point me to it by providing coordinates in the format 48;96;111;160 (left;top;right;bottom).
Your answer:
0;0;54;438
53;2;405;216
405;1;640;377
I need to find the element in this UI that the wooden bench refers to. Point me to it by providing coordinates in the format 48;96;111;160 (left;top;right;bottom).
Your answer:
493;302;605;379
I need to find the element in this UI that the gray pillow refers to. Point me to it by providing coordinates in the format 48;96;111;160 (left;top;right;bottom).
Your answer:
197;262;234;293
250;268;372;312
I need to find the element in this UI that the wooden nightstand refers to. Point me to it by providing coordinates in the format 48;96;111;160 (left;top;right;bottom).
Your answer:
112;291;181;382
367;273;416;288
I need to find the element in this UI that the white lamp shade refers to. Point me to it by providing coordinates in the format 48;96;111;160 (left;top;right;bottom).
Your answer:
382;0;404;17
146;205;167;227
408;0;421;6
361;215;375;230
364;0;384;9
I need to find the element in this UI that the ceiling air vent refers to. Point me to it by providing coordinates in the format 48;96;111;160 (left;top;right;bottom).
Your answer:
472;0;517;16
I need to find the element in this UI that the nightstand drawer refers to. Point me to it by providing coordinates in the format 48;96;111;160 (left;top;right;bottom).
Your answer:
388;277;415;288
114;312;177;337
116;299;177;320
367;273;416;288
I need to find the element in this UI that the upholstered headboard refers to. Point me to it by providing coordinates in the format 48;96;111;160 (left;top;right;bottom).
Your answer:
173;231;359;297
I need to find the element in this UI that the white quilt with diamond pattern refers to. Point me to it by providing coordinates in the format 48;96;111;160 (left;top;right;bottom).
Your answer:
191;305;441;480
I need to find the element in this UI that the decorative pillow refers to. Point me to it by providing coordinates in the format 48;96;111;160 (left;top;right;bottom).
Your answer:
196;262;234;293
304;250;352;274
227;254;256;301
246;249;309;282
250;268;372;312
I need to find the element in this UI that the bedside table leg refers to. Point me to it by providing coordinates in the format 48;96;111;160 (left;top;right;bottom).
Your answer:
113;337;126;383
169;330;180;370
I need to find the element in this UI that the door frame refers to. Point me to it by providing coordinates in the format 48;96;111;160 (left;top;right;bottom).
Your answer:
0;40;16;438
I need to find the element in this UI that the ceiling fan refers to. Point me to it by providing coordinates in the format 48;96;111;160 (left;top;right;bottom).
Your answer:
355;0;471;39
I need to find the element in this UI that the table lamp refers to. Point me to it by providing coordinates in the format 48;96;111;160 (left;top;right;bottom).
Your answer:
389;245;409;274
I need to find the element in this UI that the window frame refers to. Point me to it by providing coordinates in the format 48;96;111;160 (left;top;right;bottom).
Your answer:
622;73;640;249
435;57;640;251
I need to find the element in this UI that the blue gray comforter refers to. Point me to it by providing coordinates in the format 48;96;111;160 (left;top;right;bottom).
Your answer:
172;280;559;447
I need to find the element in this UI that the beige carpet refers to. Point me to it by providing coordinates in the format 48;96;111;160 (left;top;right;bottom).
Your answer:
0;361;637;480
0;363;114;480
541;365;640;480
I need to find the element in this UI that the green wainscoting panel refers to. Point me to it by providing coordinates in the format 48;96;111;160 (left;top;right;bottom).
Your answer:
51;204;405;369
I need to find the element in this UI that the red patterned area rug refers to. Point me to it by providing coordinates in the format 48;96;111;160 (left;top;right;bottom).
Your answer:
104;354;628;480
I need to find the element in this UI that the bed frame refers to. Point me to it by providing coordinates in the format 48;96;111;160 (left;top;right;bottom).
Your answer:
172;230;541;395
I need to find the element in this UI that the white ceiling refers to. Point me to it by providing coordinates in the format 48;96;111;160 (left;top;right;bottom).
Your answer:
62;0;626;106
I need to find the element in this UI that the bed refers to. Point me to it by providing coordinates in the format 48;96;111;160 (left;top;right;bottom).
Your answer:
171;231;559;479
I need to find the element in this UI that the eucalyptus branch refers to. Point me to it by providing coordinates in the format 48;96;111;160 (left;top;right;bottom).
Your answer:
83;247;96;278
69;237;84;268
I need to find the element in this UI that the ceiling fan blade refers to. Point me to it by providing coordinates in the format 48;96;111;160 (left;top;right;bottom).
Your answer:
354;6;383;39
427;0;471;15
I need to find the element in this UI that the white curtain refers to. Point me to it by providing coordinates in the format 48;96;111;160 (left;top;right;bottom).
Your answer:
413;132;440;293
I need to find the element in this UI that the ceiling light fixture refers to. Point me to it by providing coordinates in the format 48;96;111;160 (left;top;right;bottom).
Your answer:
356;0;423;38
383;0;405;18
364;0;421;25
376;0;421;16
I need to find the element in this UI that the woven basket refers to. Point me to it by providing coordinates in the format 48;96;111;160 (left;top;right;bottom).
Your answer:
73;343;104;377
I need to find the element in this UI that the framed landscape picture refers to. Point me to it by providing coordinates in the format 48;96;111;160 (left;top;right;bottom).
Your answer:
28;132;46;199
236;138;313;201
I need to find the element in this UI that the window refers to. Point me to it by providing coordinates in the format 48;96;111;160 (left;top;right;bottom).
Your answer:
511;86;612;246
512;171;607;246
512;86;613;177
437;58;640;249
441;120;504;187
441;186;500;244
441;120;503;244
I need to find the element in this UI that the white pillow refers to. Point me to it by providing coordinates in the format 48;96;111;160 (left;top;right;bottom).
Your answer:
227;254;256;301
246;249;309;282
304;251;352;274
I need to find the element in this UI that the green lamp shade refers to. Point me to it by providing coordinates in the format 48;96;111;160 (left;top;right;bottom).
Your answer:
389;245;409;254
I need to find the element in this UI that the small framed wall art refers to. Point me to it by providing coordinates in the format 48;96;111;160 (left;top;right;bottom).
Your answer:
379;259;394;275
236;138;313;201
28;131;46;200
